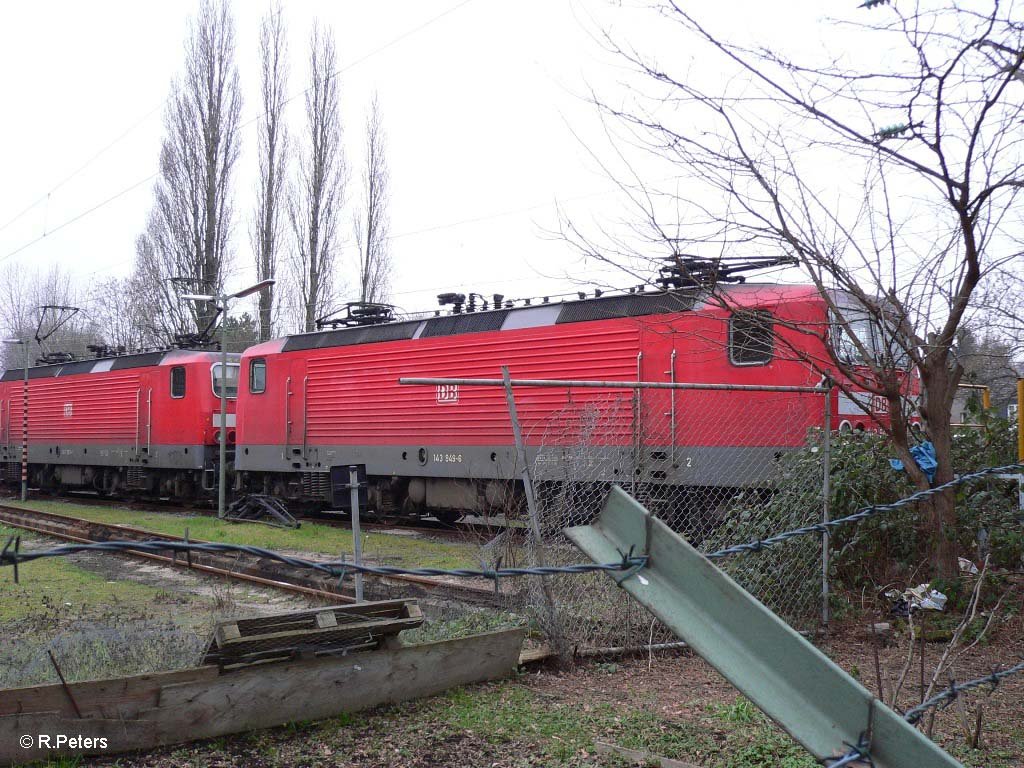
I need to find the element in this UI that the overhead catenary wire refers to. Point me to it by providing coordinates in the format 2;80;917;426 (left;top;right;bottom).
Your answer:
1;0;479;266
0;103;163;236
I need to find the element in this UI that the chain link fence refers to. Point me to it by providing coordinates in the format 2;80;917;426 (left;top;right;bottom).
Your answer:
493;382;830;655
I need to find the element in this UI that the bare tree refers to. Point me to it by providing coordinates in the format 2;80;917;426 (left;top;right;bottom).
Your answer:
572;3;1024;576
0;263;38;362
143;0;242;337
0;264;101;367
288;21;344;332
252;3;289;341
956;327;1021;414
86;276;154;354
353;93;393;304
130;218;200;347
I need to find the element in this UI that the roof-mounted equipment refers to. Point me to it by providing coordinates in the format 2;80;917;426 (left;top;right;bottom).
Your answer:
87;344;127;358
36;351;75;365
657;254;799;290
315;302;397;330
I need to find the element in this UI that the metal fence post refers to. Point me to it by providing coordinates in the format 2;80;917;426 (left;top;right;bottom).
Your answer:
348;465;364;602
821;380;832;628
501;365;568;659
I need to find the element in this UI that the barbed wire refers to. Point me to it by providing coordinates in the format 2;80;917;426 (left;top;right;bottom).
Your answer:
706;464;1023;560
827;660;1024;766
903;661;1024;724
825;733;872;767
0;535;646;583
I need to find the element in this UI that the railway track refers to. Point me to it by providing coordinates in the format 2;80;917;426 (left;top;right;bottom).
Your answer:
16;491;523;541
0;504;502;604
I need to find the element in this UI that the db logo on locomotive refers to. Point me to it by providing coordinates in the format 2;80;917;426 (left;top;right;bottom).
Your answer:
436;384;459;404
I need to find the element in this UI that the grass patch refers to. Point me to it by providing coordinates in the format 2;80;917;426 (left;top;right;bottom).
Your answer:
423;684;720;763
9;500;477;569
402;608;527;644
297;682;813;767
0;527;176;623
0;527;218;687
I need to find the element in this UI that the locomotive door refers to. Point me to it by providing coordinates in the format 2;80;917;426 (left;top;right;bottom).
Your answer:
134;376;153;459
636;336;680;476
1;396;8;462
284;359;307;464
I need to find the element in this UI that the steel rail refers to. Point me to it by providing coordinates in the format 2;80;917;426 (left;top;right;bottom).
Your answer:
0;504;352;602
0;504;499;601
6;513;350;601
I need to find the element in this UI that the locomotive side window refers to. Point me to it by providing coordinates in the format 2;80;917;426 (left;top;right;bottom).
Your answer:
211;363;240;399
170;366;186;398
729;310;774;366
831;312;873;364
249;359;267;394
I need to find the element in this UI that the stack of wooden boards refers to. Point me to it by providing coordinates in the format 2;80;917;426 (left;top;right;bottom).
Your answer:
202;599;424;669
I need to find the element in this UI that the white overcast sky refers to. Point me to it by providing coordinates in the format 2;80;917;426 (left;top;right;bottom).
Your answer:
0;0;843;322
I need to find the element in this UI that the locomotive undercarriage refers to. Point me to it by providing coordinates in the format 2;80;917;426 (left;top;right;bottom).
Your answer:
238;472;526;525
4;452;776;538
20;463;216;500
233;469;764;535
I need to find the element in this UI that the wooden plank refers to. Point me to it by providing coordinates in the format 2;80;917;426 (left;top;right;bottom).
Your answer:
0;629;525;766
204;617;423;667
202;600;424;667
518;645;554;665
0;666;219;719
0;712;158;766
157;629;525;741
214;615;420;649
228;600;414;633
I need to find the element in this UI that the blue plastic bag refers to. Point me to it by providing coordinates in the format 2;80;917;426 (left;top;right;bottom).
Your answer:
890;441;937;482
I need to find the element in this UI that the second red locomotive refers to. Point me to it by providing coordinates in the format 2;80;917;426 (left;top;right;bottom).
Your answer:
0;350;239;498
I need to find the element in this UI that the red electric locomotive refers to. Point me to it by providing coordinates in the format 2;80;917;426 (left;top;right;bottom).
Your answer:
0;349;239;497
233;275;904;521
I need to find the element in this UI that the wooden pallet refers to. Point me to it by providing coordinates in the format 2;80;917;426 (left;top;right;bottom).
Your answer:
202;599;424;669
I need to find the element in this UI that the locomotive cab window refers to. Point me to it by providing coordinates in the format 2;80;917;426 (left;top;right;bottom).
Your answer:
729;310;774;366
249;359;266;394
211;363;240;399
170;366;186;398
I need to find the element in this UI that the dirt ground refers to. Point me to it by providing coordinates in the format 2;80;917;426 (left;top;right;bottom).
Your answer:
4;515;1022;768
69;610;1022;768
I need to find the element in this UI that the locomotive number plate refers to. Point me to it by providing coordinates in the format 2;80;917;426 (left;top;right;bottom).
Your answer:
433;453;464;463
436;384;459;404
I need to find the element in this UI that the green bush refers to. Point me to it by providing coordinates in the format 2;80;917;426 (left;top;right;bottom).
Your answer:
714;406;1021;603
825;406;1021;589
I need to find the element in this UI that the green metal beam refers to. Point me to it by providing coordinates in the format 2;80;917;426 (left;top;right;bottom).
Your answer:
564;487;961;768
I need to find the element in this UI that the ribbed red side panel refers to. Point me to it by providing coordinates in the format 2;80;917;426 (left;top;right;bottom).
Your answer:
29;372;143;442
305;324;641;446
